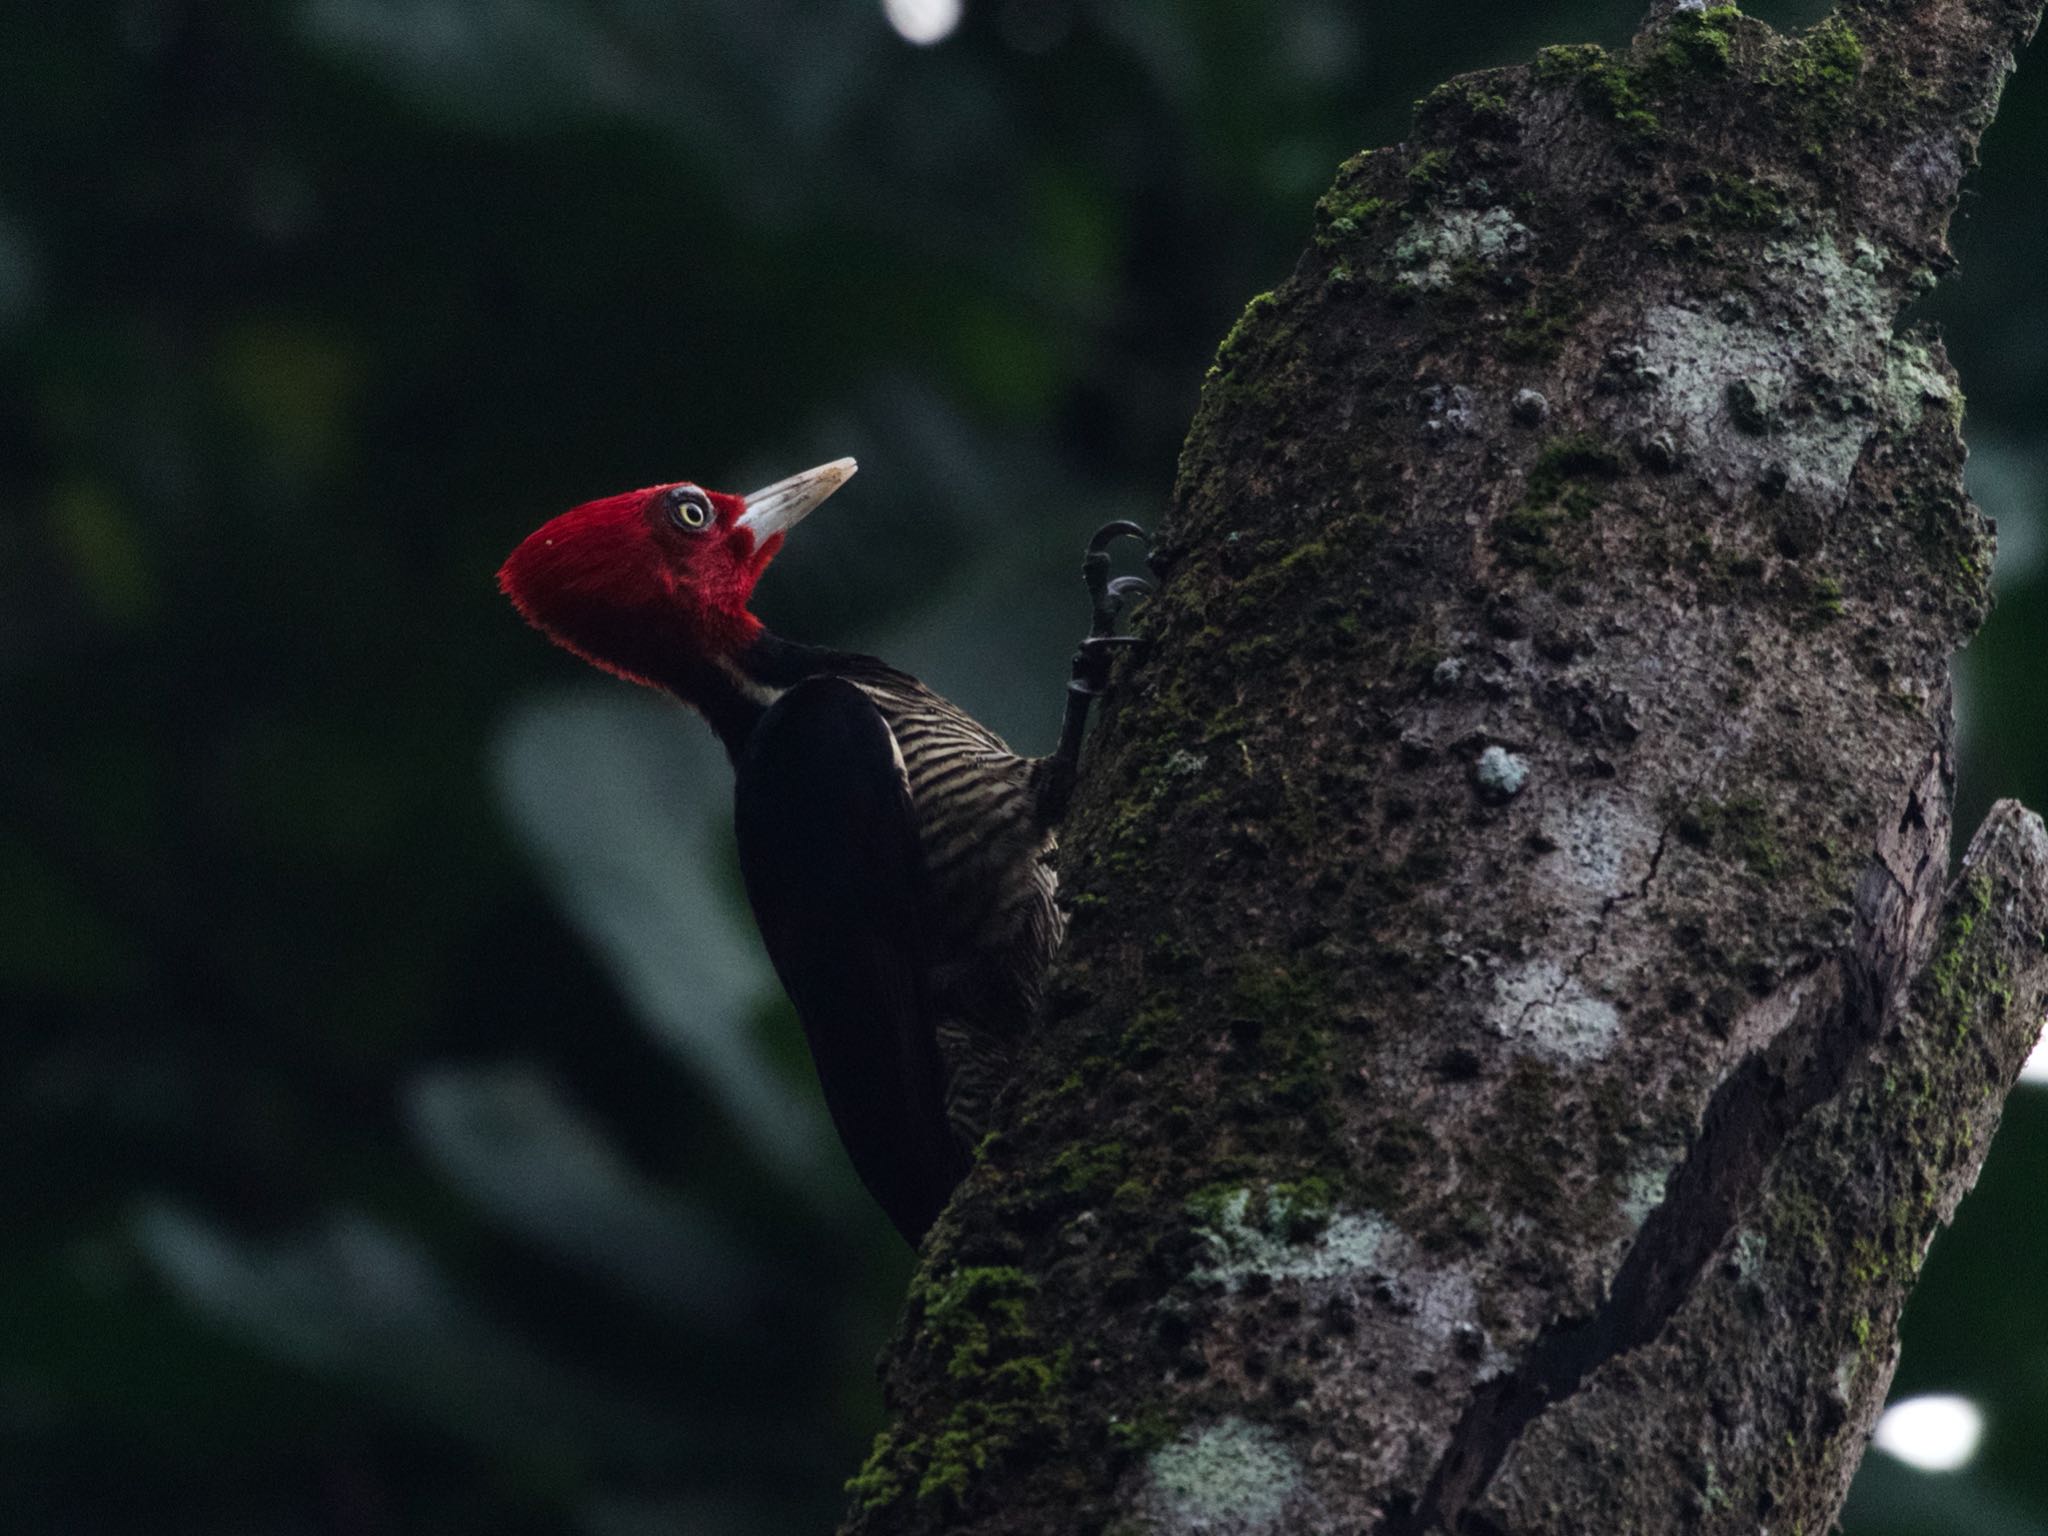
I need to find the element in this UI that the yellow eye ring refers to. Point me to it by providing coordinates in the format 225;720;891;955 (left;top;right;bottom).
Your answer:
665;488;713;531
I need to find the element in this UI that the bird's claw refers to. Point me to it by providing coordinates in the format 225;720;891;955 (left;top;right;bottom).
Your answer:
1086;520;1148;559
1083;523;1153;640
1068;635;1148;698
1045;523;1155;804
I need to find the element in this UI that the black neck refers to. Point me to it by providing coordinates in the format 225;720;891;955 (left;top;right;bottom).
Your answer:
663;630;872;761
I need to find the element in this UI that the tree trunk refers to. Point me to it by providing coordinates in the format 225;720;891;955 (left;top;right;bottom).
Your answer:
843;3;2048;1532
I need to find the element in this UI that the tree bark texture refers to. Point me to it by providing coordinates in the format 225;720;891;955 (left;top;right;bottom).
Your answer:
843;4;2048;1533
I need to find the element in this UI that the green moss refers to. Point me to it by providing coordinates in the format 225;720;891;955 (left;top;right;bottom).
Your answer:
1768;1188;1833;1263
1109;1407;1181;1456
1537;9;1846;167
1494;434;1625;575
1209;290;1278;379
922;1265;1035;1379
1225;633;1283;668
1678;794;1785;881
1226;963;1329;1030
1053;1140;1129;1197
1406;147;1454;193
854;1265;1077;1511
1123;1000;1180;1066
1930;875;1994;1000
1654;6;1742;78
1270;1176;1336;1241
1184;1179;1377;1284
1528;433;1625;496
1532;43;1603;85
1761;16;1866;156
1314;189;1387;249
1701;173;1790;231
1766;17;1864;102
1501;287;1580;362
847;1431;908;1512
913;1371;1073;1502
1220;966;1335;1114
1415;74;1521;139
1846;1233;1890;1288
986;1350;1067;1398
1276;538;1331;575
1257;1045;1338;1127
1800;573;1845;627
1083;679;1265;876
1922;873;2015;1031
1494;505;1568;569
1311;151;1384;254
1184;1181;1242;1231
1533;43;1660;139
1144;962;1353;1202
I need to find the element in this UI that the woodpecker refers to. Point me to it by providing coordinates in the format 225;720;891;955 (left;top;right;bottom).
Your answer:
499;459;1145;1242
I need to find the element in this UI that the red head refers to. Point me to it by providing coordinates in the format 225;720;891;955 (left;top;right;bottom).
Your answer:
499;458;856;689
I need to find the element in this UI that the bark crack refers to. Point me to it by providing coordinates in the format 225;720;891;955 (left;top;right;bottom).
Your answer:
1570;814;1677;978
1384;812;1931;1536
1511;814;1677;1036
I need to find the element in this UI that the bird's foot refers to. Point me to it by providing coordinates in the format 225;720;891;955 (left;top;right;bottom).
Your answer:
1043;525;1153;818
1068;635;1147;700
1076;520;1152;693
1083;521;1153;640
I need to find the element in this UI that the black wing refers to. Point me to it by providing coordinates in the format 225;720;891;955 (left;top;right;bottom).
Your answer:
732;677;965;1242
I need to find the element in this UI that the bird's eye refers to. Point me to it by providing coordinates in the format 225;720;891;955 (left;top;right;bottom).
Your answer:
665;487;714;532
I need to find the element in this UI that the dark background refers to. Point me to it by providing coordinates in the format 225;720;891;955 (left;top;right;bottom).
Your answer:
4;2;2043;1532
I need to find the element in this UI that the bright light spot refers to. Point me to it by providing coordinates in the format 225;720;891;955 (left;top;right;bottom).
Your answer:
882;0;962;45
1873;1394;1985;1472
2019;1022;2048;1086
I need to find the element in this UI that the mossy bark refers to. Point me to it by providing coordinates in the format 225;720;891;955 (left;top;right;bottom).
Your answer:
843;3;2048;1533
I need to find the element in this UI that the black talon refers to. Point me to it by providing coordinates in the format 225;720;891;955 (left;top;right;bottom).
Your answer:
1044;525;1155;817
1068;635;1148;695
1087;520;1148;557
1084;528;1154;638
1082;523;1151;642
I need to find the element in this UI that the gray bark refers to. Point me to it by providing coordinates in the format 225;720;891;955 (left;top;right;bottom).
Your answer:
842;3;2048;1532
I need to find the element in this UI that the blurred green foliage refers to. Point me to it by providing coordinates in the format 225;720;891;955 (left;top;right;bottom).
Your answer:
1;2;2042;1532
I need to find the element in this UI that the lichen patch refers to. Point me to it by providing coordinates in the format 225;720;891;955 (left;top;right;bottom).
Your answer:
1390;207;1533;291
1882;336;1956;421
1492;960;1621;1060
1192;1190;1393;1289
1146;1418;1303;1534
1542;791;1658;906
1620;1156;1677;1230
1476;745;1531;799
1628;228;1919;506
1636;303;1865;504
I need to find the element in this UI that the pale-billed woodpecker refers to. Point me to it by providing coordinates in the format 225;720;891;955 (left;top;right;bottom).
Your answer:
499;459;1146;1242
